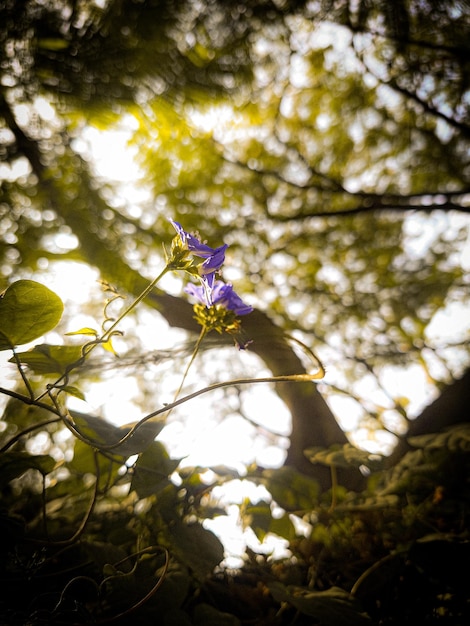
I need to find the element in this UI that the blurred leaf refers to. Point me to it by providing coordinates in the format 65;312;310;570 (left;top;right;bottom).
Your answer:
69;439;125;490
167;520;224;579
82;540;129;572
208;465;241;478
10;344;83;374
61;385;86;400
408;423;470;453
0;280;64;350
305;444;383;471
268;582;372;626
258;466;320;512
149;563;191;615
351;553;405;601
0;397;56;433
131;441;181;498
0;452;56;487
70;412;164;456
270;513;297;542
242;500;296;542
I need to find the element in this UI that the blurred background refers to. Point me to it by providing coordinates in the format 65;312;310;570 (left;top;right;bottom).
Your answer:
1;0;470;559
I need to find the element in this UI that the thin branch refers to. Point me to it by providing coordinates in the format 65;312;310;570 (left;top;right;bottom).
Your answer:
265;200;470;221
0;386;61;413
385;78;470;139
217;143;470;218
350;34;470;139
95;548;169;624
345;23;470;60
81;370;325;453
0;417;62;453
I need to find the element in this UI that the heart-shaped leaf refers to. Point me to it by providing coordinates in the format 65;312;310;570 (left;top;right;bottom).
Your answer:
0;280;64;351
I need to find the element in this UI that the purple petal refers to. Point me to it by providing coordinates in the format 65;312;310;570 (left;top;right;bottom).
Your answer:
184;283;208;306
200;244;228;272
169;219;222;259
202;272;216;292
211;281;253;316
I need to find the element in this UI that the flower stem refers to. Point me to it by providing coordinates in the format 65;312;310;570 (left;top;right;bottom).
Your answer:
36;266;170;402
172;326;207;404
99;266;170;345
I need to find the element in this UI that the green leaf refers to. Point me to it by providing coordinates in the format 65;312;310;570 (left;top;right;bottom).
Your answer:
408;423;470;453
101;337;119;355
82;540;129;573
270;513;297;542
70;411;126;446
268;583;372;626
305;444;383;471
9;344;83;374
167;520;224;579
70;411;164;456
208;465;241;478
131;441;181;498
242;500;272;541
0;280;64;351
61;385;86;400
242;500;296;542
1;397;55;431
0;452;56;488
259;466;320;512
65;327;99;337
69;439;125;490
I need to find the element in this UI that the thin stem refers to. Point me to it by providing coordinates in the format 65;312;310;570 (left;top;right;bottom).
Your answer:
10;348;35;399
35;266;171;402
0;386;59;412
173;327;207;403
49;450;101;546
96;548;170;624
98;266;170;346
97;370;323;452
25;450;101;548
328;465;338;513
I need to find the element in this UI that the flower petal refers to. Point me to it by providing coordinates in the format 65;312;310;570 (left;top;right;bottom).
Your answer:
184;283;208;306
169;219;222;259
211;281;253;316
200;244;228;272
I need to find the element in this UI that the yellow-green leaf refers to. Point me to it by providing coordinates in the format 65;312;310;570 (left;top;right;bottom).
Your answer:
0;280;64;351
65;327;99;337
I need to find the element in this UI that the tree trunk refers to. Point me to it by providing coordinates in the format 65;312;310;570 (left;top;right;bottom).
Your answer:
387;368;470;467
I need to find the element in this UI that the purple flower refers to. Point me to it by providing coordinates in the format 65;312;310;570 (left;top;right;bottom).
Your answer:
185;279;253;316
170;220;227;275
211;281;253;315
